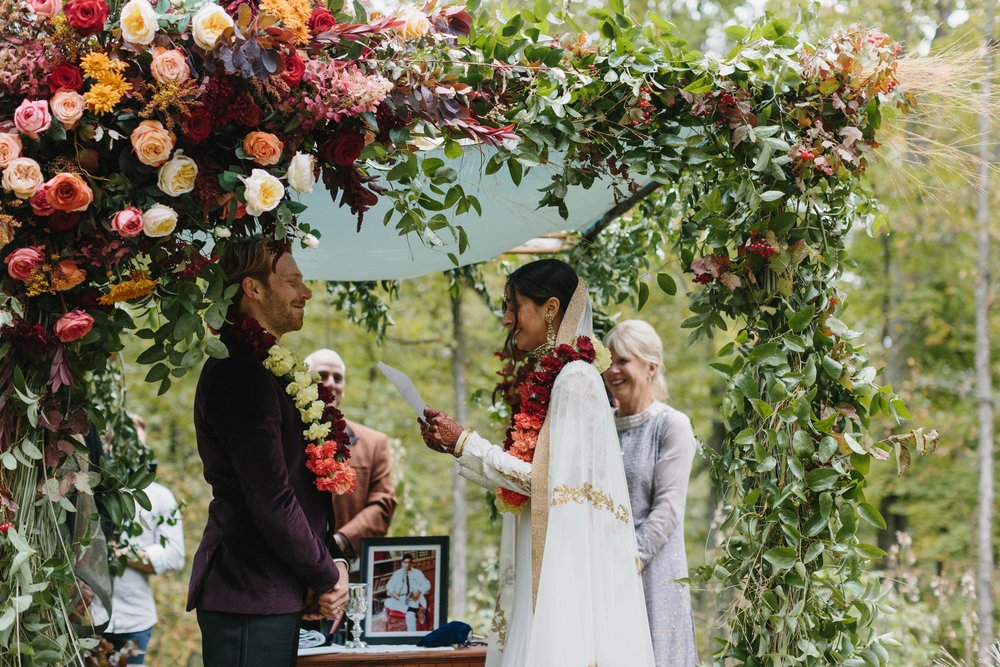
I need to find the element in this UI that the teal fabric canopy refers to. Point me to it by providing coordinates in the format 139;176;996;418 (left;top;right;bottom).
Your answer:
294;149;617;281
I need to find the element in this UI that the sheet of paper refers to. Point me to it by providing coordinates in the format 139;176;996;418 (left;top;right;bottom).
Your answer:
378;362;428;422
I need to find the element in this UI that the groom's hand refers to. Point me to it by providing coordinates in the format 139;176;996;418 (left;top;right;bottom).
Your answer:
317;561;350;618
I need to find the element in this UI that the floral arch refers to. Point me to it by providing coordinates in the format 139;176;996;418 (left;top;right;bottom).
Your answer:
0;0;934;663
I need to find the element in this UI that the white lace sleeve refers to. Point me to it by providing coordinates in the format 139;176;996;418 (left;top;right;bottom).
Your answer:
457;432;531;495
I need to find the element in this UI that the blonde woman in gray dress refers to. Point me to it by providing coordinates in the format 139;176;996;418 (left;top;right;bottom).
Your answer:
604;319;698;666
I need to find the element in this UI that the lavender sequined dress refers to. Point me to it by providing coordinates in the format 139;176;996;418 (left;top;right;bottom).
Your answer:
616;401;698;666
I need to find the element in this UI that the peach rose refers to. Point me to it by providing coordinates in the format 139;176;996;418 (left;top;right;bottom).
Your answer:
4;246;45;282
395;5;430;39
13;99;51;139
51;259;86;291
53;309;94;343
243;131;284;166
30;183;55;216
50;89;86;129
45;173;94;212
29;0;62;17
111;207;144;237
2;157;44;199
150;48;190;84
130;119;175;167
0;133;22;168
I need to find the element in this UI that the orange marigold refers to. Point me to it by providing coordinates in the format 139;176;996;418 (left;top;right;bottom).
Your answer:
260;0;312;44
97;273;158;305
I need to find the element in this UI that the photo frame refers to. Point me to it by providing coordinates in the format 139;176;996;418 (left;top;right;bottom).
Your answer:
358;536;450;645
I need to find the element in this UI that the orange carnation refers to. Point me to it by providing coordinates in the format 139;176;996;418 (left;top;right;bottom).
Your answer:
51;259;86;291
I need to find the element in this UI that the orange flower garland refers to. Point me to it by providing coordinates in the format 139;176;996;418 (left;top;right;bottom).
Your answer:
495;336;598;512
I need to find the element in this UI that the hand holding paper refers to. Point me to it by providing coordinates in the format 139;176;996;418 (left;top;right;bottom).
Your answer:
377;362;428;422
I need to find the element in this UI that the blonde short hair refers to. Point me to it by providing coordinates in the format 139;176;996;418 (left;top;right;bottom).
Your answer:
603;319;669;401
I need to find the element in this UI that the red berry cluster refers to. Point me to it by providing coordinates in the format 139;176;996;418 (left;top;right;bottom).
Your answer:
718;92;736;106
747;233;777;259
885;80;896;93
799;149;815;160
816;163;834;176
631;84;655;126
587;63;597;74
0;521;12;534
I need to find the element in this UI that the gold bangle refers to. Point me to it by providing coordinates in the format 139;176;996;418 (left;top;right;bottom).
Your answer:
453;429;472;458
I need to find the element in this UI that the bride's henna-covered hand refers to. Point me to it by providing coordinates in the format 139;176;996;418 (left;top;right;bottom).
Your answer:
419;416;451;453
422;408;465;448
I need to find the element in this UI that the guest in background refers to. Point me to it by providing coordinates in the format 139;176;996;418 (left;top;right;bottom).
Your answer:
306;348;396;568
603;320;698;666
383;554;430;631
104;415;185;665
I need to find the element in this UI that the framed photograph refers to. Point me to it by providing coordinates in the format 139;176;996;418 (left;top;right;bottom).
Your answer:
358;536;450;644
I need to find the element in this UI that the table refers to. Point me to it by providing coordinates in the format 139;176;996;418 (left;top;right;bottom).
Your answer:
297;646;487;667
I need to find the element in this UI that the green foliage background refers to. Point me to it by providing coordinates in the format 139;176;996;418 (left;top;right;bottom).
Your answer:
34;1;998;664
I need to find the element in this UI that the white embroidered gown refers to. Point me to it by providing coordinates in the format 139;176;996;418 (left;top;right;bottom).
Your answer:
457;359;655;667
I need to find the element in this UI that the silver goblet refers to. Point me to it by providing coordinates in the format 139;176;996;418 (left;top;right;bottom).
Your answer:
345;583;369;648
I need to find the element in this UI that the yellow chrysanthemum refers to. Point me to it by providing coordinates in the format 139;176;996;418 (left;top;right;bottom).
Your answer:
260;0;312;44
97;273;158;305
84;79;132;115
80;52;129;82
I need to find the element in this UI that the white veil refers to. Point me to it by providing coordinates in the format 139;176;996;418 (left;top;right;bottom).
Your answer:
524;280;655;666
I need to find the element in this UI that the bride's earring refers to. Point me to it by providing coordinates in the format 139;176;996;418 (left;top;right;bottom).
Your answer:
535;312;556;357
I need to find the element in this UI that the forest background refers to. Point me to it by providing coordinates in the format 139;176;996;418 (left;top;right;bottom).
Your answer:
113;0;1000;664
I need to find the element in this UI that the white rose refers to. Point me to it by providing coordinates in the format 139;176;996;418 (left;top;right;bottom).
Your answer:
304;422;332;441
2;157;44;199
286;152;316;194
192;3;234;50
120;0;158;45
157;151;198;196
240;168;284;217
302;233;319;249
142;204;178;237
214;225;231;238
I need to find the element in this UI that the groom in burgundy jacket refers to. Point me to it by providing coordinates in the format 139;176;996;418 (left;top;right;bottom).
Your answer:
188;237;348;667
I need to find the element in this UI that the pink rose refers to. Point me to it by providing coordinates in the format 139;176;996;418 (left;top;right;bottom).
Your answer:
111;207;144;238
30;183;55;216
53;309;94;343
0;133;22;169
5;246;45;282
50;89;86;129
29;0;62;17
14;100;52;139
150;49;190;84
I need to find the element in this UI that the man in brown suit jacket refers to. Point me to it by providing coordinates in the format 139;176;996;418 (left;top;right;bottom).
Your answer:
306;349;397;564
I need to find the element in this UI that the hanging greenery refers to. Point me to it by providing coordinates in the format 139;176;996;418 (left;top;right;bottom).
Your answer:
0;0;938;662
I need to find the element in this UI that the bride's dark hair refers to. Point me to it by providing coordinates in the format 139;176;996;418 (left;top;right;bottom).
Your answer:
502;258;578;362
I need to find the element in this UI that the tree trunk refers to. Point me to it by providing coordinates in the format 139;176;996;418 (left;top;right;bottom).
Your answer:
450;289;468;619
975;8;996;661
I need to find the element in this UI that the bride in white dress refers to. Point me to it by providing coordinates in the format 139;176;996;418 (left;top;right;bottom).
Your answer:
420;259;655;667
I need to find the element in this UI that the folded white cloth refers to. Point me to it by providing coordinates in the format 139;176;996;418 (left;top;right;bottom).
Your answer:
298;629;328;650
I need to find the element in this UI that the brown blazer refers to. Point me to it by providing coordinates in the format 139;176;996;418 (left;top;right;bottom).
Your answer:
332;420;397;558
